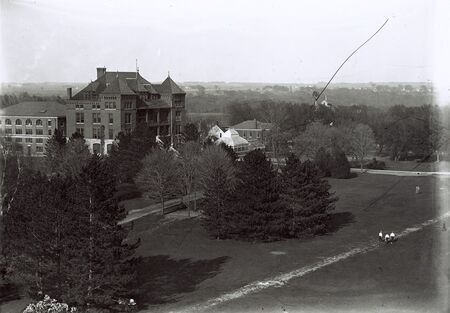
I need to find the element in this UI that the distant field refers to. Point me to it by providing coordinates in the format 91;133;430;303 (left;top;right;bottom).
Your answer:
126;173;448;313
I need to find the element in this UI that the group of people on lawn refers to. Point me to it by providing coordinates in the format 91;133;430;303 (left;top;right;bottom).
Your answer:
379;230;396;243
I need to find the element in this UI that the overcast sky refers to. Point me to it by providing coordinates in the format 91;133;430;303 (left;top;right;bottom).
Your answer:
1;0;449;94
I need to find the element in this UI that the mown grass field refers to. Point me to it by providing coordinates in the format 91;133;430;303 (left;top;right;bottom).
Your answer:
126;173;449;313
2;173;448;313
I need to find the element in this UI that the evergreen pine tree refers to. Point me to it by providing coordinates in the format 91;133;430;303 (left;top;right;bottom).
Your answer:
330;147;351;179
44;128;67;174
232;149;287;241
4;156;139;311
199;145;238;239
3;170;72;298
64;155;139;310
281;155;338;237
314;147;332;177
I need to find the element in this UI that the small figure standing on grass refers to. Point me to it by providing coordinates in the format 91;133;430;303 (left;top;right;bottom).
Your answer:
415;186;421;194
384;233;390;243
379;230;383;241
389;232;396;243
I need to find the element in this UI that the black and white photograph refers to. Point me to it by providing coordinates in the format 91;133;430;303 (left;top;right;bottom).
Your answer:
1;0;450;312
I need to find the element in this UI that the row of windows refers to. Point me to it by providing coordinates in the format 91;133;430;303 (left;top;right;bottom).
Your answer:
1;119;52;127
76;102;115;110
234;146;249;152
4;128;51;135
76;113;115;124
4;137;44;144
241;131;261;139
92;143;113;155
75;127;115;139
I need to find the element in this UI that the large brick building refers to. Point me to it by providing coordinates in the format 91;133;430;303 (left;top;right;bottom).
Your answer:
66;67;186;154
0;102;66;156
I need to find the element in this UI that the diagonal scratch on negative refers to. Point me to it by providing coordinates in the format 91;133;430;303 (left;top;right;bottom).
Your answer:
178;211;450;313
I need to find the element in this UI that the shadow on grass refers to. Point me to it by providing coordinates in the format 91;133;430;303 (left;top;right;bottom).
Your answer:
135;255;229;308
0;283;21;305
322;212;355;235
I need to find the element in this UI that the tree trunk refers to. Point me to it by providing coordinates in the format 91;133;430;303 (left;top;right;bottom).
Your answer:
161;195;165;215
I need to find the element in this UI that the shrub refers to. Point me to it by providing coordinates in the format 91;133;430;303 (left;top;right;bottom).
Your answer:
330;148;351;179
365;158;386;170
23;295;77;313
114;183;142;201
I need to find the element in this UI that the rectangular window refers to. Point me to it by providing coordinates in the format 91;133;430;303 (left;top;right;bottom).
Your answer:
108;128;113;139
75;103;84;109
257;132;261;138
76;127;84;137
36;138;43;143
92;103;100;110
76;112;84;123
105;102;116;109
124;101;133;109
48;129;52;136
36;129;43;135
15;138;22;143
108;113;113;124
125;113;132;124
92;113;101;124
175;125;181;134
5;128;12;134
92;127;100;139
175;111;181;122
15;129;22;135
47;119;52;127
26;129;32;135
36;146;44;153
25;138;33;143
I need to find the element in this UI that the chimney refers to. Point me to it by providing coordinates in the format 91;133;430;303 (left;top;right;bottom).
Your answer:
67;87;72;100
96;67;106;78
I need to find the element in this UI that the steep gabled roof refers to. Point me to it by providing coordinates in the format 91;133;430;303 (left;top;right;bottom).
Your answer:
155;76;185;94
232;119;273;130
0;102;66;117
71;71;161;99
102;75;136;95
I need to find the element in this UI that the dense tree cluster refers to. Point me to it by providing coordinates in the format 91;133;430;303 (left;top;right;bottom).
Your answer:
200;149;337;241
2;142;139;312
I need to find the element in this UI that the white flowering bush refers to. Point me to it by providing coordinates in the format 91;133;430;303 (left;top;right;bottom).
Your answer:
23;295;77;313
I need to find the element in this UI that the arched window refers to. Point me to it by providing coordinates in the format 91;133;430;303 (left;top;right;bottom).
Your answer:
15;119;22;126
36;119;42;126
5;119;11;125
25;119;32;126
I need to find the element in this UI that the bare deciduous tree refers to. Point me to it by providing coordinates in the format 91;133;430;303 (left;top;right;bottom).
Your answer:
178;142;201;216
350;123;375;172
136;148;180;215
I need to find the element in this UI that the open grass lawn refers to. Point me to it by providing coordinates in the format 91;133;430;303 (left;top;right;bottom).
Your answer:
2;173;447;312
128;173;449;313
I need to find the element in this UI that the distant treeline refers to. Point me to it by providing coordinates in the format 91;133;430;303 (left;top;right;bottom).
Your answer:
1;92;65;107
186;85;432;115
